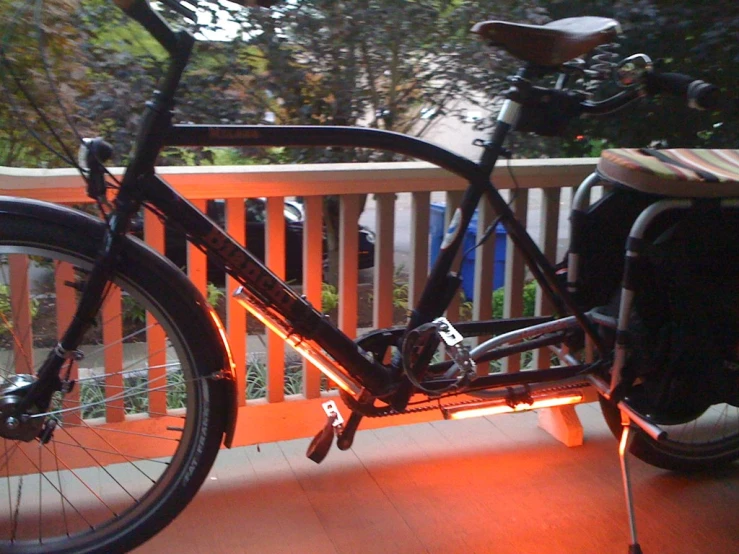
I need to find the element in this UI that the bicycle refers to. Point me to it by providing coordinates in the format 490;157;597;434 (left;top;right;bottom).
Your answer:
1;1;737;553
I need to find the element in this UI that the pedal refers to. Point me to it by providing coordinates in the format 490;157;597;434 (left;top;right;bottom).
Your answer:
336;410;363;451
306;400;344;464
306;418;335;464
434;317;476;379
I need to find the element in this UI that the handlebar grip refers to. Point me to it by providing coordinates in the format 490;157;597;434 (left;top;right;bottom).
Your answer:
644;71;720;110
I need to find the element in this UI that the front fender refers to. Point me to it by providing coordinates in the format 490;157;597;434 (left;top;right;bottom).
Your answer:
0;196;239;447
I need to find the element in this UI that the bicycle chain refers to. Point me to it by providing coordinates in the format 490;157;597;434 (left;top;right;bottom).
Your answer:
363;381;587;419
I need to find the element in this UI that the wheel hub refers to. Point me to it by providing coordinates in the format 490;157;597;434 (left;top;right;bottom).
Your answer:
0;374;45;441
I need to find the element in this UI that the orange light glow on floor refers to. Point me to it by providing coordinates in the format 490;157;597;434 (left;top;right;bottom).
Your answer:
442;393;584;420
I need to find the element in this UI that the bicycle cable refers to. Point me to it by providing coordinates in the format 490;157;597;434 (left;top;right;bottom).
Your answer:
34;0;85;151
461;151;520;260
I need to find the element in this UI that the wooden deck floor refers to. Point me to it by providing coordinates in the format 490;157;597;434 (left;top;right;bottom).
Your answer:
134;403;739;554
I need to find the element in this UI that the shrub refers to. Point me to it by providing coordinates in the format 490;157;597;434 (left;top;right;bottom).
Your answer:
492;281;537;319
0;284;38;337
321;283;339;312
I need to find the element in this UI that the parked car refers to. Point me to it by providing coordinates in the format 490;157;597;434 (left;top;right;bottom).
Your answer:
133;198;375;283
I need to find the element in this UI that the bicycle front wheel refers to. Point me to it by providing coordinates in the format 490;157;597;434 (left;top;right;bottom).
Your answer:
0;207;227;553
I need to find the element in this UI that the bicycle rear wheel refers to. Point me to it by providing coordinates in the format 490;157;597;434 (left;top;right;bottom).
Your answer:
0;207;227;553
599;396;739;472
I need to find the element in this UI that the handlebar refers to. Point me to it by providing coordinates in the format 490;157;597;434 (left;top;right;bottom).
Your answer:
580;68;721;118
513;63;723;136
644;71;721;110
113;0;279;55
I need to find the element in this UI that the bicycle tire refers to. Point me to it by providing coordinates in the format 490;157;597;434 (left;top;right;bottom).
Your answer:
599;395;739;472
0;205;228;553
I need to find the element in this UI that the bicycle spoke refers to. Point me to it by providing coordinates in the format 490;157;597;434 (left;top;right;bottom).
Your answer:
10;475;21;542
0;441;21;475
0;261;33;379
47;440;171;465
0;221;215;550
58;416;168;485
51;439;70;540
73;360;182;386
18;441;117;519
86;320;160;357
4;441;15;541
59;423;183;441
0;310;32;380
30;372;171;418
53;425;138;503
15;442;96;533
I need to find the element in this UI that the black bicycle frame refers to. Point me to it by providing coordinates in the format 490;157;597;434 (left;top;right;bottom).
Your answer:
166;123;568;320
45;7;605;407
163;121;602;332
118;115;599;396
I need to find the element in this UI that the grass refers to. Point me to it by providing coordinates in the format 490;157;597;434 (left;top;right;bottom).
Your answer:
76;369;188;419
246;356;304;399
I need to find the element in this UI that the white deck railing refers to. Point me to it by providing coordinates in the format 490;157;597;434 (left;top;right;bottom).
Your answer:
1;159;599;448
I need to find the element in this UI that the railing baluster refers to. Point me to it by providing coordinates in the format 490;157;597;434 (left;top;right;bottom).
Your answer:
339;195;360;338
472;199;496;375
444;190;464;321
408;191;430;307
502;189;529;372
266;196;286;403
533;186;584;445
55;262;80;424
533;188;561;369
144;209;168;415
225;198;248;406
188;199;208;294
1;160;599;446
302;195;323;399
102;286;125;423
373;193;395;330
8;254;33;374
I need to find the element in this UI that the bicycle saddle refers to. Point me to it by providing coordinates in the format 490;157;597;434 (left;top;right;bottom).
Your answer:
472;17;620;68
598;149;739;197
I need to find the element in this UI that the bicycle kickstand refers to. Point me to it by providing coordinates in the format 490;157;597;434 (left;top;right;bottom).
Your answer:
618;411;644;554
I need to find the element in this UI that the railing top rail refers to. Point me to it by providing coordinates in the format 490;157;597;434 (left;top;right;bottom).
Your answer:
0;158;598;202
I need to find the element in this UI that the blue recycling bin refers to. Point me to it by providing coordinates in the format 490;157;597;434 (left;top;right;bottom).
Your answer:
429;203;507;300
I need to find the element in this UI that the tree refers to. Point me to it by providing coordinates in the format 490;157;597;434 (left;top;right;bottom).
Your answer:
544;0;738;154
0;0;88;167
1;0;273;167
223;1;549;160
5;0;590;283
222;0;550;281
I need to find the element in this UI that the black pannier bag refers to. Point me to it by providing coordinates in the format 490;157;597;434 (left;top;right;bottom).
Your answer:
567;185;658;310
570;186;739;418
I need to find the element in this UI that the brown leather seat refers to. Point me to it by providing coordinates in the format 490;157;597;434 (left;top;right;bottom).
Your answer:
472;17;620;68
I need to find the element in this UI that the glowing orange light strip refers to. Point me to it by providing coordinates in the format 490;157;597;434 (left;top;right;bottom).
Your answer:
443;393;583;420
618;424;630;456
233;290;362;397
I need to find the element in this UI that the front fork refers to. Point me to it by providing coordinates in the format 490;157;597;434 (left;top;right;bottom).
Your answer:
12;33;193;417
13;200;139;418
